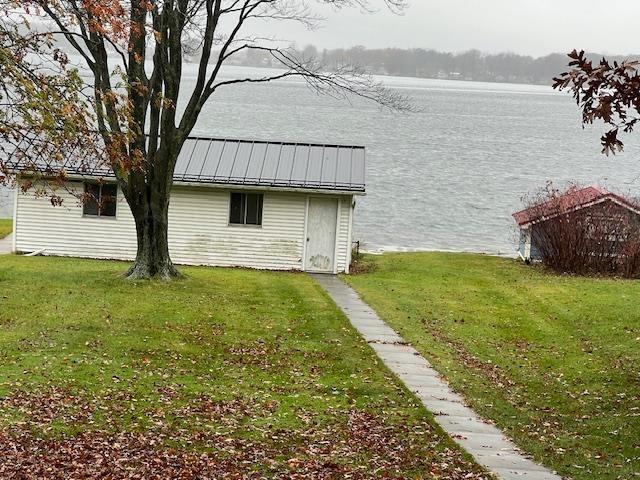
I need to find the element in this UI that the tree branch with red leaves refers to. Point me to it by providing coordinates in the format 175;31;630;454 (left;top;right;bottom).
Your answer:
554;49;640;155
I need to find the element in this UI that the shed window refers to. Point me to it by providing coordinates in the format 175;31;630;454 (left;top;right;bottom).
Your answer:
83;183;117;217
229;192;263;226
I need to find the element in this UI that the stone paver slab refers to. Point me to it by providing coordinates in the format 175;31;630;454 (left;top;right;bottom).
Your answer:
397;370;443;382
368;342;418;353
361;333;406;344
377;352;430;366
452;432;519;453
357;324;399;335
472;452;548;472
492;467;562;480
436;415;504;435
349;314;385;324
384;362;440;377
420;399;478;417
413;386;465;403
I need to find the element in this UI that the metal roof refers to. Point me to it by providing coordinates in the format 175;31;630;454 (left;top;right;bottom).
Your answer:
4;135;366;194
512;186;640;227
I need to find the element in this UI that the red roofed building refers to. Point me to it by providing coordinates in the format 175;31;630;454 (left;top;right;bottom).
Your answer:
513;186;640;262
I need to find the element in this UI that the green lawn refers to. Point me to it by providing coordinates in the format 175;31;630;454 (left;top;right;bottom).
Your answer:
345;252;640;480
0;255;488;479
0;218;11;239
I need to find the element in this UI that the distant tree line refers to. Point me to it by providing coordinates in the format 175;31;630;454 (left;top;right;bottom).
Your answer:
238;45;636;86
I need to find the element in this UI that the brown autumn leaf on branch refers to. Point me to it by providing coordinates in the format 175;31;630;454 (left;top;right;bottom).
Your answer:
554;49;640;155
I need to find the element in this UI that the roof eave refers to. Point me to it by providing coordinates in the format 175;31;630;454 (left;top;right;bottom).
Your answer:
14;171;366;196
173;179;366;196
514;194;640;228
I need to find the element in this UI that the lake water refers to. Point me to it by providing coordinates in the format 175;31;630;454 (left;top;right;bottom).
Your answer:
3;66;640;255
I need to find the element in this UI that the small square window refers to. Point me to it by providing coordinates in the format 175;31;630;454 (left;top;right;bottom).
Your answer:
83;182;117;217
83;183;100;216
229;192;263;226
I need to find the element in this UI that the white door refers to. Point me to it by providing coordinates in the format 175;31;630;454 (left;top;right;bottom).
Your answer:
305;197;338;273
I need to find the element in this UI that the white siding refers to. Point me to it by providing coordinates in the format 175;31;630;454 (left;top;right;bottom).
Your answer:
335;196;352;273
15;181;355;273
15;182;137;260
167;188;305;270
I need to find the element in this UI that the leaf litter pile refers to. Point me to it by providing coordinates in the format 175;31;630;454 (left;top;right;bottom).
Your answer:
0;387;489;479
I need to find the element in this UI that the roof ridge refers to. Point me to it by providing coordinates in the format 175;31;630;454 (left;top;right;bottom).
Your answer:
591;185;610;195
513;184;638;226
182;135;366;150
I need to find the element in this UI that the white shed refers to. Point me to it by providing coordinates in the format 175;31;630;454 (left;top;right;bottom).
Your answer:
10;136;366;274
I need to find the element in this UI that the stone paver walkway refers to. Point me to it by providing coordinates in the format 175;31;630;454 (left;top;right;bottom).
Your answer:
0;234;12;255
312;274;562;480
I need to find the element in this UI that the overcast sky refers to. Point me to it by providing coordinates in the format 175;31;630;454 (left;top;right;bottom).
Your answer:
256;0;640;57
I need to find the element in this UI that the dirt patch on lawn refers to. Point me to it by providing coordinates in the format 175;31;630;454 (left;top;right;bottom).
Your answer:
348;252;378;275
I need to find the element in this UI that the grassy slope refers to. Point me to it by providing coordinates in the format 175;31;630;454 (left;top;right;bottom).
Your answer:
0;255;487;479
345;252;640;480
0;218;11;239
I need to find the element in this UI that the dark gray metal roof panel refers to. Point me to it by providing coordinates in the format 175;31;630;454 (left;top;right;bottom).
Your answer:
350;148;366;187
274;144;296;186
336;147;353;187
183;138;210;179
5;135;366;193
199;139;225;179
260;143;282;183
306;146;324;186
174;138;197;179
230;142;253;181
245;142;267;181
321;147;338;186
290;145;310;184
215;140;238;180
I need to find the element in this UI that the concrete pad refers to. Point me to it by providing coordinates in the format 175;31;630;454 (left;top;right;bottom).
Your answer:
0;234;12;255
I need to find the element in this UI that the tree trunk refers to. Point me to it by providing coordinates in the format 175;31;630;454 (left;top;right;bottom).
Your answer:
124;180;181;281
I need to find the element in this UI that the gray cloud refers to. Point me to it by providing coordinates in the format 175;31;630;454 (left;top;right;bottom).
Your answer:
252;0;640;56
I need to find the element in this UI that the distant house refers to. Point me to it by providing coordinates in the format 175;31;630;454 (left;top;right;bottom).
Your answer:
8;136;365;274
512;186;640;262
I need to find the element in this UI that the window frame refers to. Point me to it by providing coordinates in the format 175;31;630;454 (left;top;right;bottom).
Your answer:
82;182;118;219
228;191;264;227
